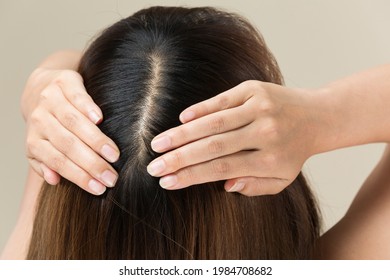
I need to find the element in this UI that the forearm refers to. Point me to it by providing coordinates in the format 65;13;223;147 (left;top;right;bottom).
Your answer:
312;66;390;258
309;64;390;154
38;49;82;70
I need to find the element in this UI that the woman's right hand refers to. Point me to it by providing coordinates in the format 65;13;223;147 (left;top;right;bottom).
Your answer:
21;67;120;195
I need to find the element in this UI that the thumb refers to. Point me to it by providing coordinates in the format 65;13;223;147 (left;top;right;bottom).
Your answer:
224;177;287;196
40;163;61;185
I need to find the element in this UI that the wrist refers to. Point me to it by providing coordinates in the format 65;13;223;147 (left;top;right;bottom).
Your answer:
20;68;46;121
307;82;389;155
301;86;342;156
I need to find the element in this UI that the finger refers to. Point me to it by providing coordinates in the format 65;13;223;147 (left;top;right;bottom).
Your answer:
43;84;120;163
157;150;278;190
148;124;254;176
40;162;61;185
27;136;58;185
224;177;289;196
29;157;61;185
179;80;255;123
26;108;118;190
43;115;118;188
151;104;254;153
28;158;44;178
33;139;107;195
54;70;103;124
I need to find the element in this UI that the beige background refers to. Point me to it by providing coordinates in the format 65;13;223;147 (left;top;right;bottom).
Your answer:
1;0;389;251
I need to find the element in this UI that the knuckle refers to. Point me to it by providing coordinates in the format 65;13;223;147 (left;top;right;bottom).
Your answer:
175;127;188;144
51;154;66;173
69;91;84;103
242;80;263;96
180;167;196;183
207;139;224;155
264;118;279;135
62;136;75;153
211;160;230;177
39;84;62;103
170;150;184;170
29;109;43;127
25;137;38;156
256;118;280;140
55;70;79;84
39;87;51;101
63;112;78;130
258;98;275;113
208;116;225;134
242;80;259;91
217;95;230;110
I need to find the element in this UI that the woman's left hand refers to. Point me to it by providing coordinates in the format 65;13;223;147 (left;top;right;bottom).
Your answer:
147;80;326;196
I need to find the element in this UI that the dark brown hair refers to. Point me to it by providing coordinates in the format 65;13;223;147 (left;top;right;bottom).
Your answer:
28;6;320;259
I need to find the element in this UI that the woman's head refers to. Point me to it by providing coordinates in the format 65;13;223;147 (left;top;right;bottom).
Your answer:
28;6;320;259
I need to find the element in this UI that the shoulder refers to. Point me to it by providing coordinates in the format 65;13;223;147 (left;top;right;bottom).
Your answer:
317;145;390;259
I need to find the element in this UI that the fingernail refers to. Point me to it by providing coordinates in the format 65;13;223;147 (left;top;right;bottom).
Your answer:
159;175;178;189
227;182;245;192
101;170;118;187
88;110;102;124
180;110;195;122
101;144;119;162
151;136;171;152
147;159;166;176
88;179;106;195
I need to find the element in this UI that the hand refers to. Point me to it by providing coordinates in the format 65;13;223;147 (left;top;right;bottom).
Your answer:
147;80;319;196
22;68;120;195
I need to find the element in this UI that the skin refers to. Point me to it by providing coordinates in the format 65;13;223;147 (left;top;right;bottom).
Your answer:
149;64;390;195
318;145;390;259
2;51;390;259
0;169;42;259
21;51;120;195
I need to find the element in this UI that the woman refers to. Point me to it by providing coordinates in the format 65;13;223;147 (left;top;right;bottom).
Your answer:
3;6;390;259
2;6;320;259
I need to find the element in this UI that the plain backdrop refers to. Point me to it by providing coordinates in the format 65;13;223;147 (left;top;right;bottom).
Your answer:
1;0;389;252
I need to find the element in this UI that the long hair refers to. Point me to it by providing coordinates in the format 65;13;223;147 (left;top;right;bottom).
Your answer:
28;6;320;259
